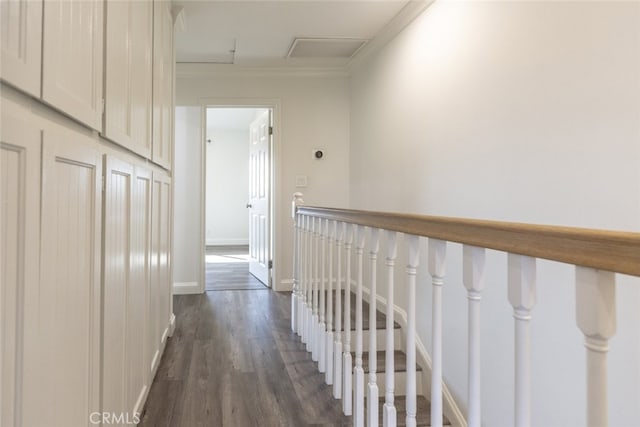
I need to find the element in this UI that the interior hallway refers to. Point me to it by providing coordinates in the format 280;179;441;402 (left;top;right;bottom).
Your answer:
139;289;350;426
205;245;267;291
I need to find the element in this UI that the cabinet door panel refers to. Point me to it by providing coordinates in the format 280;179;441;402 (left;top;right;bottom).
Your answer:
104;0;152;157
42;0;103;130
0;0;42;96
152;1;173;170
39;128;102;426
102;155;134;423
149;170;171;375
0;113;41;427
130;166;152;414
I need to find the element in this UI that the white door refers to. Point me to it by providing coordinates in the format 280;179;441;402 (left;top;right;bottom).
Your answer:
248;110;271;286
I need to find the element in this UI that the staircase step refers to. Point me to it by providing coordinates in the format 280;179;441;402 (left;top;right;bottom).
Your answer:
311;290;401;331
379;395;451;426
358;350;420;374
352;350;423;396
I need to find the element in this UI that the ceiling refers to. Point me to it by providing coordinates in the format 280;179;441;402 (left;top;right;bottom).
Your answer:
173;1;411;68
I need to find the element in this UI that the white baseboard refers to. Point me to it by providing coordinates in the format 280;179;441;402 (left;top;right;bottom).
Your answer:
205;238;249;246
169;313;176;337
173;281;202;295
279;279;294;292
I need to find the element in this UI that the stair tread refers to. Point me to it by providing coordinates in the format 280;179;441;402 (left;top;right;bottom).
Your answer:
352;350;422;374
310;290;401;330
378;395;451;426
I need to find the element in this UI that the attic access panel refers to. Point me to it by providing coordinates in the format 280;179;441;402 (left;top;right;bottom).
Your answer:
286;38;368;59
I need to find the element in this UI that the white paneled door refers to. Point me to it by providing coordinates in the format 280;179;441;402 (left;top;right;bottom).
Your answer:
152;0;173;170
248;110;271;286
0;0;43;97
42;0;103;131
0;113;41;427
102;156;134;424
38;127;103;427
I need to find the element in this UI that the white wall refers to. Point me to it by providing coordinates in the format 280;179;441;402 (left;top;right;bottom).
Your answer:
174;70;350;290
349;2;640;426
173;106;202;285
205;127;250;246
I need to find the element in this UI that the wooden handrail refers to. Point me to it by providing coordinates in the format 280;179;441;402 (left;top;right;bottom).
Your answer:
296;206;640;277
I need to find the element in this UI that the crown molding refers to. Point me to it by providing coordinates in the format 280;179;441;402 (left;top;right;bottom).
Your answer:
176;63;350;79
348;0;434;72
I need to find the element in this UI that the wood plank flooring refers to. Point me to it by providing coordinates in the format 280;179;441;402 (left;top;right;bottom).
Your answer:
139;290;351;426
206;245;267;291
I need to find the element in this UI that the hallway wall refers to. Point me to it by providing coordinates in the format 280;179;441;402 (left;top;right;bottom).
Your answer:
349;1;640;426
174;70;350;290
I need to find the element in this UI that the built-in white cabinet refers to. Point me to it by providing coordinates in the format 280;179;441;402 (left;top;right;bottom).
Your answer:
104;0;153;158
0;113;41;427
152;1;174;170
149;170;172;374
130;165;153;414
38;127;104;426
0;0;43;97
102;156;135;424
42;0;104;131
1;0;176;423
102;156;167;423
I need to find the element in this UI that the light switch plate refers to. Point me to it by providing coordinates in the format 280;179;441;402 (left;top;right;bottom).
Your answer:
295;175;308;187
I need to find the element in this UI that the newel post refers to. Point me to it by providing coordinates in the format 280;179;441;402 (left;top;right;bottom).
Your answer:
576;267;616;427
291;192;304;333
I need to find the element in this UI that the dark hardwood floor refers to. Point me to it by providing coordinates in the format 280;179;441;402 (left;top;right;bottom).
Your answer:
139;290;351;426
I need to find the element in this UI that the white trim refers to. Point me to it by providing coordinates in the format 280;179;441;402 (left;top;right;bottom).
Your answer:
205;238;249;246
347;0;434;72
173;281;202;295
176;63;348;78
169;313;176;337
280;279;294;292
199;98;281;291
353;279;467;427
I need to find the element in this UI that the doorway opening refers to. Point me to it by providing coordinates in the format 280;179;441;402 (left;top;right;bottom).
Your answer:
204;107;273;291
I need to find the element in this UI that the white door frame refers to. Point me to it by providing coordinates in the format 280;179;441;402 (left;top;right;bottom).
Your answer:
199;97;280;293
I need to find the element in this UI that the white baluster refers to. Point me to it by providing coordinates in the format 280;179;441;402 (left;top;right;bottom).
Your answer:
306;215;313;350
294;213;302;335
463;245;486;427
576;267;616;427
429;239;446;427
383;231;398;427
354;225;367;427
326;219;335;385
301;215;308;345
367;228;381;427
508;254;536;427
343;223;354;416
405;235;420;427
334;221;344;399
291;193;304;333
319;218;327;373
312;217;320;362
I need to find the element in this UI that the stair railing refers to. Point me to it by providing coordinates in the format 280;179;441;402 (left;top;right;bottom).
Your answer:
290;195;640;427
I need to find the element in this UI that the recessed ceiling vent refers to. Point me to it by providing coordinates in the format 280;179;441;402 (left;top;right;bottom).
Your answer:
287;38;368;59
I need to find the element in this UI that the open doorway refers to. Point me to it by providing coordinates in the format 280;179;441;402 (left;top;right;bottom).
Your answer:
204;107;272;291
